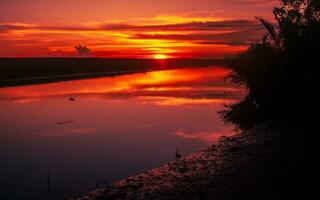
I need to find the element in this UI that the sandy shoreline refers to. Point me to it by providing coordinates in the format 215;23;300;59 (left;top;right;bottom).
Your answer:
72;122;295;200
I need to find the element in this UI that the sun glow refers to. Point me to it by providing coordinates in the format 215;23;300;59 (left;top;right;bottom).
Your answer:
0;11;258;58
153;54;168;59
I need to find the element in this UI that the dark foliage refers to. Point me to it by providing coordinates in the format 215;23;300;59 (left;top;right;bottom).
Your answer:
221;0;319;130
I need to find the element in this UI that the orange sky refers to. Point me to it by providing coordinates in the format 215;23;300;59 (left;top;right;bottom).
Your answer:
0;0;278;58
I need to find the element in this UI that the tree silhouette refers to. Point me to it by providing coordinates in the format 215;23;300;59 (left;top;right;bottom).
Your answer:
220;0;319;130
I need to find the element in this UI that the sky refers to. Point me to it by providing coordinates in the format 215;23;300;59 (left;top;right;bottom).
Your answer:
0;0;279;58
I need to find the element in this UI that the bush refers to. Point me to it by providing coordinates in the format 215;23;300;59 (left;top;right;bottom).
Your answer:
221;0;319;130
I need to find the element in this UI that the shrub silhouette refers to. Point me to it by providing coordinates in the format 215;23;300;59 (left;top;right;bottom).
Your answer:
221;0;319;130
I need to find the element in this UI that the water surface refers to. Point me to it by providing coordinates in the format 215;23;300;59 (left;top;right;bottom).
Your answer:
0;66;241;199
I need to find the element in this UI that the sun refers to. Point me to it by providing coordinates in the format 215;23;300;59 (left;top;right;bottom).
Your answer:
153;54;168;59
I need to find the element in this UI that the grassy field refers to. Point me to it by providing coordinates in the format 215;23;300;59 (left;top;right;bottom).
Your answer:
0;58;222;87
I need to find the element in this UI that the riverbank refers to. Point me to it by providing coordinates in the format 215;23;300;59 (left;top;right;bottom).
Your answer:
0;58;222;88
72;122;316;200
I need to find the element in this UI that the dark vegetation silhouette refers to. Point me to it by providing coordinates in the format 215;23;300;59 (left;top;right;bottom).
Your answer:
221;0;319;130
74;45;91;57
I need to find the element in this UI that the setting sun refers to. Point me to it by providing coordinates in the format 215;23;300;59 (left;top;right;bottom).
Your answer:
153;54;168;59
1;0;313;199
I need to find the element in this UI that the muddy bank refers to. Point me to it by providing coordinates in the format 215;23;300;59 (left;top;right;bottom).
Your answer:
72;122;316;200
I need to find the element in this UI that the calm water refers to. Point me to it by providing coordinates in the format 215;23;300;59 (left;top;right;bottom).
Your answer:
0;66;241;199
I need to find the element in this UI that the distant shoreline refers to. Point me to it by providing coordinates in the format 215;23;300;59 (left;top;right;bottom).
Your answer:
0;58;223;88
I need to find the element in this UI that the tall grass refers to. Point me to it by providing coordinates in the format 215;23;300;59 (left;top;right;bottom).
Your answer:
221;0;319;130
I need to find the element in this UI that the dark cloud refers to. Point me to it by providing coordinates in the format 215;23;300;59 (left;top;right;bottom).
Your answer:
0;24;95;33
225;0;278;6
0;24;26;32
0;20;265;47
130;28;265;46
100;19;262;31
0;18;266;57
0;19;262;32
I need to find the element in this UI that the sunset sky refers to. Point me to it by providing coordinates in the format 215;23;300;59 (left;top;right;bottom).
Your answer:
0;0;278;58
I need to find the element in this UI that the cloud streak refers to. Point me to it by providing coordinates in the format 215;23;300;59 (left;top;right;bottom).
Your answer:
0;19;262;32
0;16;265;58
